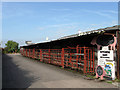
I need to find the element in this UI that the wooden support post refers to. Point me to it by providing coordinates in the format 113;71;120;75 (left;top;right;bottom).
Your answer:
117;30;120;79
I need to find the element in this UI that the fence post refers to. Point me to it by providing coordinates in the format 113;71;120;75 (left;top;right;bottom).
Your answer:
76;45;79;69
93;48;95;73
29;49;30;57
32;49;33;58
30;49;31;58
32;48;35;58
34;48;35;59
26;49;27;57
24;49;25;56
40;49;42;62
84;47;86;74
61;48;64;68
25;49;26;56
23;48;24;56
49;49;51;63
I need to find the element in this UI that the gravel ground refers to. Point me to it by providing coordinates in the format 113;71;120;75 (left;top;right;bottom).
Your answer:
2;54;118;89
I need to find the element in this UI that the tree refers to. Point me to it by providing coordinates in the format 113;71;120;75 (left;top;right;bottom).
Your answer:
4;40;19;53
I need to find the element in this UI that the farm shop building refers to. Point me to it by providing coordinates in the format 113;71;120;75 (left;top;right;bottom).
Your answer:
20;25;120;79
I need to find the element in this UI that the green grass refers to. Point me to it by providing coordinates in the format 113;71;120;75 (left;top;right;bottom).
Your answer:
85;74;95;79
115;78;120;82
107;81;113;84
59;67;84;75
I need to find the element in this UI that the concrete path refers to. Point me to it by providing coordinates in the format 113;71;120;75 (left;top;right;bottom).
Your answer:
2;54;118;88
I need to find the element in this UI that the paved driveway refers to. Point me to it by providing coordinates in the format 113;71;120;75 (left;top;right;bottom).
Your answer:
2;54;118;89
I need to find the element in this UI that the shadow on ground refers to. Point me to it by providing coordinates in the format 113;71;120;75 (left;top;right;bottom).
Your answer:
2;54;37;89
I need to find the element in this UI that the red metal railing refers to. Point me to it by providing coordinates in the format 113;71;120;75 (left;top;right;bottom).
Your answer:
20;46;95;74
50;49;62;66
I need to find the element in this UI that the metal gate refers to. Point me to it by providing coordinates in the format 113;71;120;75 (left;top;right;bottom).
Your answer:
20;46;95;74
63;46;94;73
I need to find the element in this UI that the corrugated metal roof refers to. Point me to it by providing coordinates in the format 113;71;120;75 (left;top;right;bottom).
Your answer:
58;30;104;40
57;25;119;40
21;25;119;47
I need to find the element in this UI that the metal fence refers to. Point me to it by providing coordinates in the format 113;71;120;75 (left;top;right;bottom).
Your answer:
20;46;95;74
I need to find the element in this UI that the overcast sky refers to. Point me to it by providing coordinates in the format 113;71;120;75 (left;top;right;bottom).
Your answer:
2;2;118;47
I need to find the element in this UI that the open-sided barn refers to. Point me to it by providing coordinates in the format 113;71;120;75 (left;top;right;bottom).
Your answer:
20;25;120;79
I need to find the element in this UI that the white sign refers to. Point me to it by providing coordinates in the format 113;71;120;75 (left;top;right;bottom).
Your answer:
98;46;115;80
98;50;113;67
104;61;115;80
98;50;114;61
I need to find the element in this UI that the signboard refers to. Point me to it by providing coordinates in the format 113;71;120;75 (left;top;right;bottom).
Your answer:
104;61;115;80
98;46;114;68
98;46;115;80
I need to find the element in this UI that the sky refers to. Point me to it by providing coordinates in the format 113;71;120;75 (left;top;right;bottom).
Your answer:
2;2;118;47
